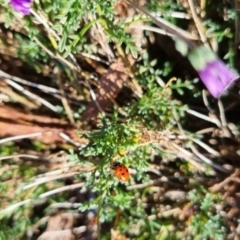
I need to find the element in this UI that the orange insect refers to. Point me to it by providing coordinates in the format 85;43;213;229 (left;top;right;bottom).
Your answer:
111;162;130;182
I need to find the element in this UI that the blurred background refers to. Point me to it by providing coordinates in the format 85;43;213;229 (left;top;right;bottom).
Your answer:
0;0;240;239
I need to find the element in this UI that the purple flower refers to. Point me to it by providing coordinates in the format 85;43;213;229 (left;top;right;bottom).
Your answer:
10;0;32;15
188;46;239;98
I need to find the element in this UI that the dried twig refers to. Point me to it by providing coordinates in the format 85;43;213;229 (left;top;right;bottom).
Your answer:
3;79;58;112
0;131;82;147
187;0;210;48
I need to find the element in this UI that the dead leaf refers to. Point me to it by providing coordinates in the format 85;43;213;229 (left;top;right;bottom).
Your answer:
37;230;74;240
46;213;74;231
0;105;87;145
81;58;132;122
111;228;127;240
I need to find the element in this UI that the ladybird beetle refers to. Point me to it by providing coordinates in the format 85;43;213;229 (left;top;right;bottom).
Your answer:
111;162;130;182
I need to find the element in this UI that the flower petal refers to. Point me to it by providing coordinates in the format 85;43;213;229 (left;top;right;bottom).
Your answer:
188;46;239;98
10;0;32;15
198;59;239;98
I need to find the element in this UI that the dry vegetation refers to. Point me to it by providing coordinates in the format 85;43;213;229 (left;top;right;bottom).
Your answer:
1;0;240;239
